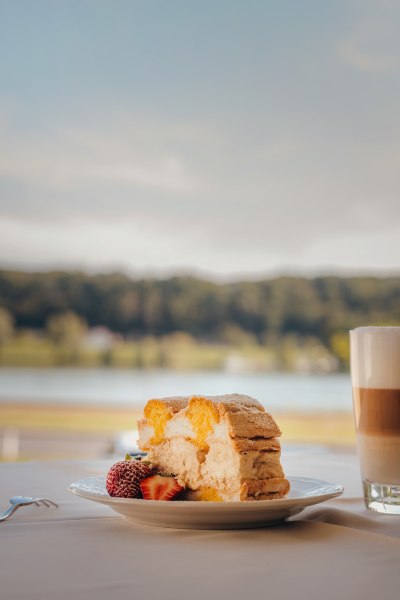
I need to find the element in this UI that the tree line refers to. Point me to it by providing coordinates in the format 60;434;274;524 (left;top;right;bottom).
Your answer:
0;269;399;348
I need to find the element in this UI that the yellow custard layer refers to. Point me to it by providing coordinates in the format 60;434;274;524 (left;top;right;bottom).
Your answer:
144;399;173;445
186;396;220;450
144;396;221;450
193;487;223;502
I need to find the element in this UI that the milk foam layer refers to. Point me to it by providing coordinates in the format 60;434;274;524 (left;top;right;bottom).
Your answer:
350;326;400;389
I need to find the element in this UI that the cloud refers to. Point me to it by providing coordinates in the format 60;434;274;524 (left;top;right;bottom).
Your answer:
0;123;195;195
337;15;400;72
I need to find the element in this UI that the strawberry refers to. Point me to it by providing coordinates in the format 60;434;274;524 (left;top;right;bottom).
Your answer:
140;475;184;501
106;457;152;498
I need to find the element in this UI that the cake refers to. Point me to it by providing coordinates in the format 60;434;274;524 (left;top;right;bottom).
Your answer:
137;394;290;501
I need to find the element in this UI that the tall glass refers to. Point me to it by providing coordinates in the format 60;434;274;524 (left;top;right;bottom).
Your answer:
350;326;400;514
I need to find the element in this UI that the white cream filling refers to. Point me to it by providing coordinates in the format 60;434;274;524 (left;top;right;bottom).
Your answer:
165;415;195;438
138;423;153;448
207;420;230;442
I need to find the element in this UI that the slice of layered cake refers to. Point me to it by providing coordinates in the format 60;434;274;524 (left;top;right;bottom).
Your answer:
137;394;290;501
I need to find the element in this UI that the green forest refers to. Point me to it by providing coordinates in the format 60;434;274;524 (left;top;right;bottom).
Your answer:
0;269;399;371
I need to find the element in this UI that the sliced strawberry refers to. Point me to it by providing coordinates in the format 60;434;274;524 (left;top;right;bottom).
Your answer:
140;475;184;501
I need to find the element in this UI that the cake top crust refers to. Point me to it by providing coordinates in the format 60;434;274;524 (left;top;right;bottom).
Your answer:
145;393;265;415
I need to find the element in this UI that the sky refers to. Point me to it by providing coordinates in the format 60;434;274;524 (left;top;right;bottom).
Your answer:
0;0;399;280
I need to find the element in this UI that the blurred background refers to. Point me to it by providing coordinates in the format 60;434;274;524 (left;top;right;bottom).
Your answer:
0;0;399;462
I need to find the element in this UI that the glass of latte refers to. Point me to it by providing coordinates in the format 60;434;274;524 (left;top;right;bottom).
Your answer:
350;326;400;514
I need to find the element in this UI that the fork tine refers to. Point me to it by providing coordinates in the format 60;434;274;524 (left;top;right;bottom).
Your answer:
34;502;41;507
35;498;58;508
44;499;58;508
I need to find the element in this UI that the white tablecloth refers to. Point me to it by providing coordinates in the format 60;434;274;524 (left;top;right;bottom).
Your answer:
1;447;400;600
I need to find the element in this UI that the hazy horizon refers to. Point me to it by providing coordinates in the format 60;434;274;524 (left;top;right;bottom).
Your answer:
1;261;399;283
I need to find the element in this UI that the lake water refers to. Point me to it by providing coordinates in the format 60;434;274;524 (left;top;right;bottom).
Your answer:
0;368;353;413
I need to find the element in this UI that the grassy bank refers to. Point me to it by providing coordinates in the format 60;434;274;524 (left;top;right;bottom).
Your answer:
0;331;341;373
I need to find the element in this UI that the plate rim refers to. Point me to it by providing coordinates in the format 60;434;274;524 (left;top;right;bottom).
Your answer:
68;475;344;508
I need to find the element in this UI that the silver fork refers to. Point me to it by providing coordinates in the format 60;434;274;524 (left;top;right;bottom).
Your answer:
0;496;58;522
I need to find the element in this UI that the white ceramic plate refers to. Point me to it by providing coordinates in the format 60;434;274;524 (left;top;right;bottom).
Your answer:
68;476;343;529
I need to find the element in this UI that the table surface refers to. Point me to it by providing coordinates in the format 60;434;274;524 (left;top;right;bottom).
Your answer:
1;446;400;600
